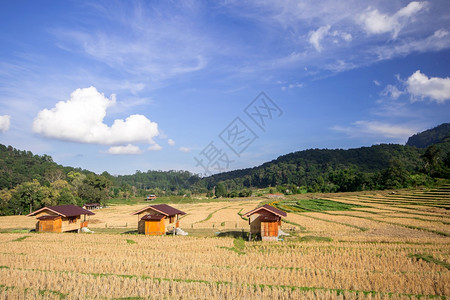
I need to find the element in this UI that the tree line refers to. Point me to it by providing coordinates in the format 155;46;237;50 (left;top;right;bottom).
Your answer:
0;122;449;215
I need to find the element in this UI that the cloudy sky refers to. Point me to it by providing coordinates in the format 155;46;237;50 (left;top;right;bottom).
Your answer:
1;1;449;176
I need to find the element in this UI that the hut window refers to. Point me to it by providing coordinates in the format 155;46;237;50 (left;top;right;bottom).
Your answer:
169;216;175;223
68;217;77;224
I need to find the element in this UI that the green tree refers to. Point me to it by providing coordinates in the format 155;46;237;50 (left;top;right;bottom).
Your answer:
11;179;42;214
78;174;111;205
382;159;410;189
215;183;227;198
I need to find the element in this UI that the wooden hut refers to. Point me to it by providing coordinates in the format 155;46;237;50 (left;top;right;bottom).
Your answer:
132;204;186;235
27;205;95;233
243;204;287;241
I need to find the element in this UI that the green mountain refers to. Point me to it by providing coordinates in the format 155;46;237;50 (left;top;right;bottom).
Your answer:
201;144;427;193
407;123;450;148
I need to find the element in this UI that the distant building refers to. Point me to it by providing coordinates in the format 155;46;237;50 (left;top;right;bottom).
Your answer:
266;193;284;199
83;203;101;210
27;205;95;233
131;204;186;235
146;194;157;201
243;204;287;241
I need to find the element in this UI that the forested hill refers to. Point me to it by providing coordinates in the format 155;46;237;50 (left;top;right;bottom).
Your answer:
407;123;450;148
201;144;429;192
201;124;450;193
0;144;88;190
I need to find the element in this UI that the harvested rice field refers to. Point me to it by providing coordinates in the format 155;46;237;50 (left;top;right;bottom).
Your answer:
0;186;449;299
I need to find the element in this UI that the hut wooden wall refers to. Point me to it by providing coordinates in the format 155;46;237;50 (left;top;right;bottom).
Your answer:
60;216;81;232
144;219;165;235
37;219;62;233
261;221;278;237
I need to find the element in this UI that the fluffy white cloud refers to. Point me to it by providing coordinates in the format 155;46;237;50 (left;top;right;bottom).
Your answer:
0;115;10;133
33;87;159;145
332;120;418;140
148;144;163;151
309;25;352;52
179;147;190;153
406;70;450;103
359;1;428;38
107;144;143;155
168;139;175;146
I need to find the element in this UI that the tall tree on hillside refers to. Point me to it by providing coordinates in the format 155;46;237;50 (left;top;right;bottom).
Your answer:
12;180;42;214
215;183;227;198
422;145;442;177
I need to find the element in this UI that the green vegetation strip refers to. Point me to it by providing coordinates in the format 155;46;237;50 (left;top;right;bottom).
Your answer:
409;253;450;270
0;284;68;300
11;236;31;242
197;206;231;224
237;208;248;221
218;237;246;255
0;266;445;300
295;199;366;212
300;235;333;242
125;239;136;244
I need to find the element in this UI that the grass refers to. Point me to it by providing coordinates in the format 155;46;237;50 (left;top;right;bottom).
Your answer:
11;236;31;242
300;235;333;242
408;253;450;270
294;199;366;212
219;237;246;255
125;239;136;244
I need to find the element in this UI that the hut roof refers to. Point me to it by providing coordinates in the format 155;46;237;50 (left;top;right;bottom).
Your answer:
132;204;186;217
243;204;287;218
141;214;165;221
27;205;95;217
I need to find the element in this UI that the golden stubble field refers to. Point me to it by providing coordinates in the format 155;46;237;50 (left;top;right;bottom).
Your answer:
0;191;449;299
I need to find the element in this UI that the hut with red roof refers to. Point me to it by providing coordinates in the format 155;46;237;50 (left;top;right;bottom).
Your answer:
27;205;95;233
131;204;186;235
243;204;287;241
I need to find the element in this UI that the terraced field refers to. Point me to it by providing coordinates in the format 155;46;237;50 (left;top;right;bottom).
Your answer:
0;186;449;299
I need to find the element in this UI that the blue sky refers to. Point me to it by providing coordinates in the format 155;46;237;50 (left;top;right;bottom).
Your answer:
0;1;449;176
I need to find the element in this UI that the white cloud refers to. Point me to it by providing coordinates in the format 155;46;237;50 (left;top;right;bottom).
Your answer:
148;144;163;151
282;82;303;91
373;80;381;86
309;25;351;52
332;120;418;140
382;84;404;99
406;70;450;103
309;25;331;52
107;144;143;155
33;86;159;145
372;29;450;60
179;147;190;153
358;1;428;38
0;115;10;133
168;139;175;146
